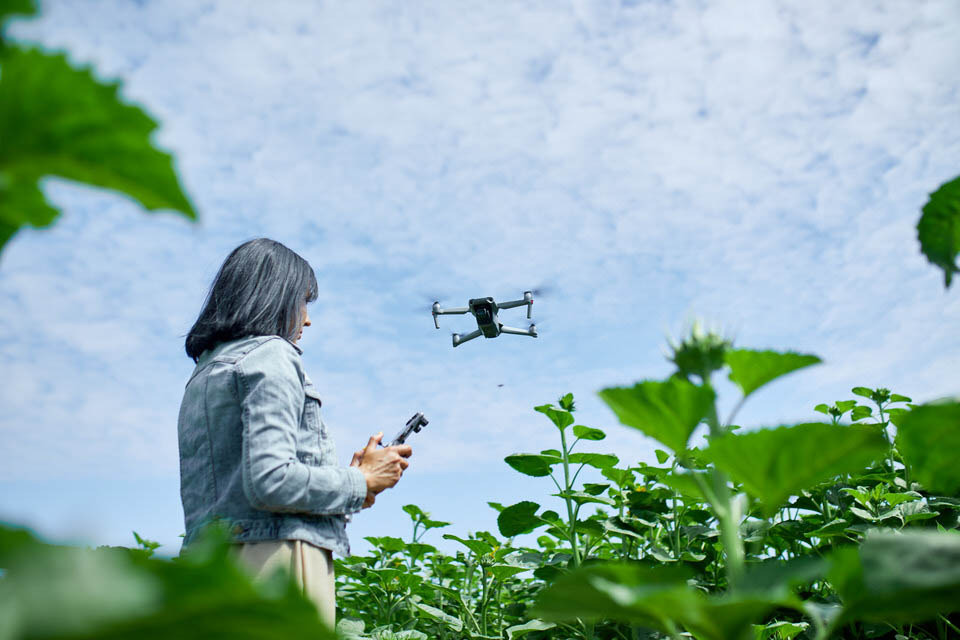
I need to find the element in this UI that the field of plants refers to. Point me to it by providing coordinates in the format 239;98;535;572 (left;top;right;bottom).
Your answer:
4;323;960;639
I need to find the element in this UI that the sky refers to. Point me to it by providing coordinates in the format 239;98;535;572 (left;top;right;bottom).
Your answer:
1;0;958;557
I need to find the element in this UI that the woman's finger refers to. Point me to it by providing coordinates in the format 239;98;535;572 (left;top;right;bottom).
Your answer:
363;432;383;455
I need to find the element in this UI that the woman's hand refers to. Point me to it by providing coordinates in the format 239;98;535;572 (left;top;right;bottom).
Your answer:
352;433;412;507
350;449;378;509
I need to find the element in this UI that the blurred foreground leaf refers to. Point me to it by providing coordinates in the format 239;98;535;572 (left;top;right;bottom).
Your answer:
599;378;715;453
724;350;821;400
0;44;196;252
532;563;803;640
702;423;888;516
0;523;336;639
917;175;960;288
896;401;960;495
831;530;960;622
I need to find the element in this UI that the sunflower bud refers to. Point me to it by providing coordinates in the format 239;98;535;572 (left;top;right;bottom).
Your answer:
666;320;732;383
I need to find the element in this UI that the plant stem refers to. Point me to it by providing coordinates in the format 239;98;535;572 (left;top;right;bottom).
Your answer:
940;615;960;635
705;399;745;589
559;425;581;567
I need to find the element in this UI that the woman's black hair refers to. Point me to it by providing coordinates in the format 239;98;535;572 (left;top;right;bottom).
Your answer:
185;238;318;361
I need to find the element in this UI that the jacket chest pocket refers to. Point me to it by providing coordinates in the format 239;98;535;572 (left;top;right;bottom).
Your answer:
300;386;327;463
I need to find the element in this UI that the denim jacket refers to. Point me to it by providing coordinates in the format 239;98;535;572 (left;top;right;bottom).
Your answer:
178;335;366;557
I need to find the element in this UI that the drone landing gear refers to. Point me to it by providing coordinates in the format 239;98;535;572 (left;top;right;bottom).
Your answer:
453;324;537;347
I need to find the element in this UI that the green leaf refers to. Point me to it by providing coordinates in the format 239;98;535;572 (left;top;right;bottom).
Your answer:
702;423;889;516
0;47;197;253
504;454;556;477
917;175;960;287
886;408;910;429
601;466;635;488
896;402;960;495
442;534;492;557
836;400;857;413
851;387;873;398
534;404;574;431
654;449;670;464
336;618;365;638
557;491;616;508
883;492;922;508
489;564;529;580
890;394;912;403
660;472;706;500
851;405;873;421
806;518;850;539
814;404;830;415
598;378;716;453
532;563;798;640
0;0;35;37
505;619;556;639
752;621;809;640
582;482;611;496
413;601;463;632
568;452;619;469
364;536;405;553
497;501;545;537
572;424;606;441
401;504;425;520
831;530;960;622
725;349;821;399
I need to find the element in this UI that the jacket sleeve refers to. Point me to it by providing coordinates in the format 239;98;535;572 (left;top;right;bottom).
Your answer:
236;339;367;515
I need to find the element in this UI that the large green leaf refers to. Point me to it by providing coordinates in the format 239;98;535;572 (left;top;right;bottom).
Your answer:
896;402;960;495
917;175;960;288
598;378;716;453
0;46;196;252
702;423;888;515
532;563;797;640
0;524;337;639
724;350;821;400
504;454;557;477
497;501;546;537
831;530;960;622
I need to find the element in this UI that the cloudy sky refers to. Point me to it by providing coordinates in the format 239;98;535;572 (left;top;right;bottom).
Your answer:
1;0;958;556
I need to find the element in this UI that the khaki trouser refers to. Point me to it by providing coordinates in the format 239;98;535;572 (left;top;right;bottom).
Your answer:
231;539;336;627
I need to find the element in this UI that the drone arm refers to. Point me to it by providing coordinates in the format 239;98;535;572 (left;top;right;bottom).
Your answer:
499;324;538;338
452;329;483;347
433;305;470;329
499;291;534;318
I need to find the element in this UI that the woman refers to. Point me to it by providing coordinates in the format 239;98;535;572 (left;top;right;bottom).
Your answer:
178;238;411;625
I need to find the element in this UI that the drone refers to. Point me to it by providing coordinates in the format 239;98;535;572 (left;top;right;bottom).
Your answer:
432;291;538;347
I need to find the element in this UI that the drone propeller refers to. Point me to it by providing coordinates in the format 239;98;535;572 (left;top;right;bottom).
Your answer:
529;285;553;298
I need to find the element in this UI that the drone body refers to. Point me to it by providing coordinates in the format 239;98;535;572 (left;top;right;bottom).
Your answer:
432;291;538;347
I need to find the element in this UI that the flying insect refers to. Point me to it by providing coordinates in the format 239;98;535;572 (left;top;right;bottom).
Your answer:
432;291;538;347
